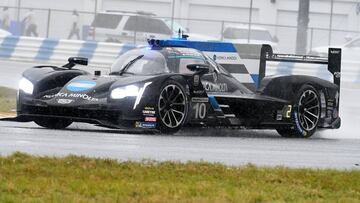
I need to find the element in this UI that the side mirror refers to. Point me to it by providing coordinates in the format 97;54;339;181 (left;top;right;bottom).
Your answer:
69;57;88;66
186;64;210;75
63;57;88;69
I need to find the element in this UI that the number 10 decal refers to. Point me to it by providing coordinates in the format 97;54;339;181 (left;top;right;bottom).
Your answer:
193;103;207;119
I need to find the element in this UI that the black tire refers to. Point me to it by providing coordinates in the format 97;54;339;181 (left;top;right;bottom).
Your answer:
34;118;73;129
277;85;321;138
157;80;189;134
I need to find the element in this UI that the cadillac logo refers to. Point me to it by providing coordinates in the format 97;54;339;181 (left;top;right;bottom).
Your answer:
57;99;74;104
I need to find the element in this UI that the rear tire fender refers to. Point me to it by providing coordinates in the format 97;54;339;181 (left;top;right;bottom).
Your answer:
260;75;325;102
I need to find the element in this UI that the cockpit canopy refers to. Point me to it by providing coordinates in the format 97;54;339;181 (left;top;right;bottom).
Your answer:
111;47;222;75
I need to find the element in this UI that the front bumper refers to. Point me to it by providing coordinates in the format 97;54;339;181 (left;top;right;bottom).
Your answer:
16;92;152;129
18;103;138;129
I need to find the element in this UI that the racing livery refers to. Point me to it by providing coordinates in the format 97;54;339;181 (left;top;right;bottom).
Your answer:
6;37;341;138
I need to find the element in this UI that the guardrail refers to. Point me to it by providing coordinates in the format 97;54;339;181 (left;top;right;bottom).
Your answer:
0;35;359;84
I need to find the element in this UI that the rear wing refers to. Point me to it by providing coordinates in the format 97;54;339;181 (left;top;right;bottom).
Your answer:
259;45;342;89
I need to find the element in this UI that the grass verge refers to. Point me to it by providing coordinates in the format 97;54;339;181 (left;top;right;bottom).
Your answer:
0;86;16;113
0;153;359;202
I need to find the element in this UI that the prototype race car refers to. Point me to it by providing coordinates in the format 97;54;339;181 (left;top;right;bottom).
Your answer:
7;37;342;138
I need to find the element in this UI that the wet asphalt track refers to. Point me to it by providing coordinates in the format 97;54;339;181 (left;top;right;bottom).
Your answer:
0;60;360;169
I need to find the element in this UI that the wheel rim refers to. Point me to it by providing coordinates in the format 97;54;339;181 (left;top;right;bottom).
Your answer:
158;84;186;128
297;89;320;131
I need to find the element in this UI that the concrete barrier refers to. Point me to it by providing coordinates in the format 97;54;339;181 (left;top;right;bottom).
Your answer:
0;36;136;67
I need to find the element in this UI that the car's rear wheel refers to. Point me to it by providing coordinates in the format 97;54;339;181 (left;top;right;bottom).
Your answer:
157;80;189;134
34;118;73;129
277;85;321;138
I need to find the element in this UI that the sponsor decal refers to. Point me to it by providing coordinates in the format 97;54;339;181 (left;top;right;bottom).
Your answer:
66;81;96;92
57;99;74;104
145;117;157;122
193;90;205;94
282;105;292;118
193;102;207;119
191;97;209;103
193;75;200;86
135;121;156;129
204;52;242;64
203;81;228;92
330;50;340;54
43;92;99;101
142;107;156;116
216;55;238;61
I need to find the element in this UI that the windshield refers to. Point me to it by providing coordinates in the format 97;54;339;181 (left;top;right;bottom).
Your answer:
110;47;207;75
111;49;170;75
224;28;273;41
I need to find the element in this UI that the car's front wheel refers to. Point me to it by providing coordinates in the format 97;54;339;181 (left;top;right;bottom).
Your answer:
277;85;321;138
34;118;73;129
157;80;189;134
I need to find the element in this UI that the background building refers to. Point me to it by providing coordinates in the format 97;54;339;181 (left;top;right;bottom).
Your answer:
1;0;360;52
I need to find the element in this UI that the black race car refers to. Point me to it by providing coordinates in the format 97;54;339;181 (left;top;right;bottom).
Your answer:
8;38;342;137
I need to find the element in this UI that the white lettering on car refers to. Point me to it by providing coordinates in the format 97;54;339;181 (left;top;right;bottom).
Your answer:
43;93;99;101
202;82;228;92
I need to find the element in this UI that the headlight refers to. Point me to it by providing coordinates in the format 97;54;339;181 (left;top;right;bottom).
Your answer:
19;77;34;95
110;82;152;109
110;85;139;99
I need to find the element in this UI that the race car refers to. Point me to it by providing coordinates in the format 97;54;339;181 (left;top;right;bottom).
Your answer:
7;37;342;138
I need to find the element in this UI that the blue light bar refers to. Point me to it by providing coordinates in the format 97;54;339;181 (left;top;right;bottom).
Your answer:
147;38;237;53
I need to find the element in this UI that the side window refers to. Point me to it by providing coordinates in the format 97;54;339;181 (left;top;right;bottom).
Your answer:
146;18;172;35
123;16;139;31
91;14;122;29
124;16;172;35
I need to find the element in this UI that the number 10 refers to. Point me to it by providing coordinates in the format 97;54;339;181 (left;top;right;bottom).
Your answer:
194;103;206;119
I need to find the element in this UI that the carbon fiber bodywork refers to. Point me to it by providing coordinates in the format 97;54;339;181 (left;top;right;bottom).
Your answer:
8;41;341;136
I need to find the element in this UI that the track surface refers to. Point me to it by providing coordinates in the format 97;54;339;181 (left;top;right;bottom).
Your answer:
0;60;359;169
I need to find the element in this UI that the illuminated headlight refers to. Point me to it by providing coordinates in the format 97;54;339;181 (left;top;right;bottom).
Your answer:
110;82;152;109
110;85;139;99
19;77;34;95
